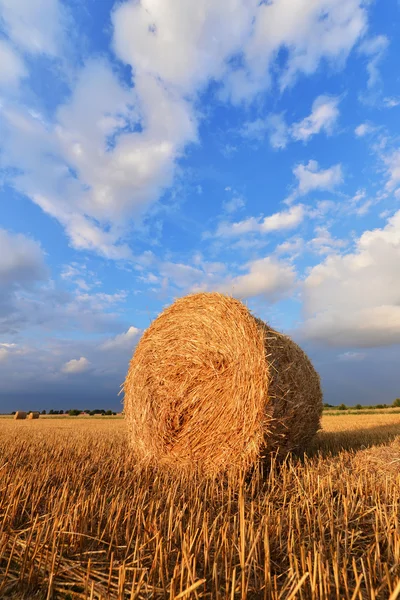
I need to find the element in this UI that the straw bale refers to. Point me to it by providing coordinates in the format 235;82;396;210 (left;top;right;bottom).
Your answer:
28;411;40;420
14;411;27;420
254;318;323;456
124;292;322;474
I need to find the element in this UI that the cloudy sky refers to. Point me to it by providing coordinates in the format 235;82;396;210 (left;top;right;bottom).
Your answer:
1;0;399;413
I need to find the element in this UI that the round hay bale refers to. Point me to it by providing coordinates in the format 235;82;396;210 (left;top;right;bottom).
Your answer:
124;292;322;474
14;411;27;420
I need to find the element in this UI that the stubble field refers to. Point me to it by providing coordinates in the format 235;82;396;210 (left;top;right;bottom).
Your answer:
0;414;400;599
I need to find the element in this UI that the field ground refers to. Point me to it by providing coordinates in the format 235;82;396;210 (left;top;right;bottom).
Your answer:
1;415;400;599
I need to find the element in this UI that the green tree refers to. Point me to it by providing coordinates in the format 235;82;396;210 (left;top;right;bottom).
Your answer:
338;403;347;411
393;398;400;407
68;409;81;416
355;404;362;410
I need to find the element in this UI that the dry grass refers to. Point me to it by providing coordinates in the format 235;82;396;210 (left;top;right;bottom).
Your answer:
124;293;322;475
1;415;400;599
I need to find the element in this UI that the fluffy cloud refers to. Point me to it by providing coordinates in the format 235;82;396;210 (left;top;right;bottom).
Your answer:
0;229;130;337
302;210;400;347
0;229;47;288
216;204;305;237
101;326;141;351
293;160;343;196
309;226;346;255
240;114;289;149
240;94;340;149
384;150;400;192
62;356;91;374
0;39;27;87
354;122;375;137
291;95;340;141
224;0;367;101
0;0;66;56
0;0;368;257
358;35;389;90
213;256;295;300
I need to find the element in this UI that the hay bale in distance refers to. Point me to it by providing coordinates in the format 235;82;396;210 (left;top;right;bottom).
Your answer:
28;412;40;420
124;292;323;474
14;411;27;420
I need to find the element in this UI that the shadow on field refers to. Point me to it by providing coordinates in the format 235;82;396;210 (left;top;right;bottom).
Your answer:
307;422;400;458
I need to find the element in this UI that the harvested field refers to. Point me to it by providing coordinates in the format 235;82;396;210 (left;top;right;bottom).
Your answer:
0;414;400;599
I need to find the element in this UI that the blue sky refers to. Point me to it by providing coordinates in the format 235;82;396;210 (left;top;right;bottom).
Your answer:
1;0;400;413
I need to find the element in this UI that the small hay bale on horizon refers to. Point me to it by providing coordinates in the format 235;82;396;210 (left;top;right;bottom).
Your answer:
14;411;27;420
124;292;323;475
28;412;40;420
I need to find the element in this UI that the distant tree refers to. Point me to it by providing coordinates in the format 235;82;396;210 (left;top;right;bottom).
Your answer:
393;398;400;407
41;410;46;415
68;409;82;416
355;404;362;410
375;404;385;409
49;409;54;415
338;403;347;411
105;410;113;416
11;411;16;415
323;403;334;408
60;409;64;414
113;412;117;416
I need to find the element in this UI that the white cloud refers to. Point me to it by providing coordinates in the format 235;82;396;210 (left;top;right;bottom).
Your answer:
0;229;47;288
240;95;340;149
212;256;295;301
354;122;375;137
224;0;367;101
101;326;141;352
358;35;389;90
1;59;196;258
62;356;91;374
275;237;304;259
216;204;305;237
293;160;343;197
302;210;400;347
0;0;66;56
309;226;346;255
384;150;400;192
240;114;289;149
0;0;369;257
0;39;27;87
222;195;246;214
267;114;289;149
292;95;340;141
0;347;8;362
383;97;400;108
